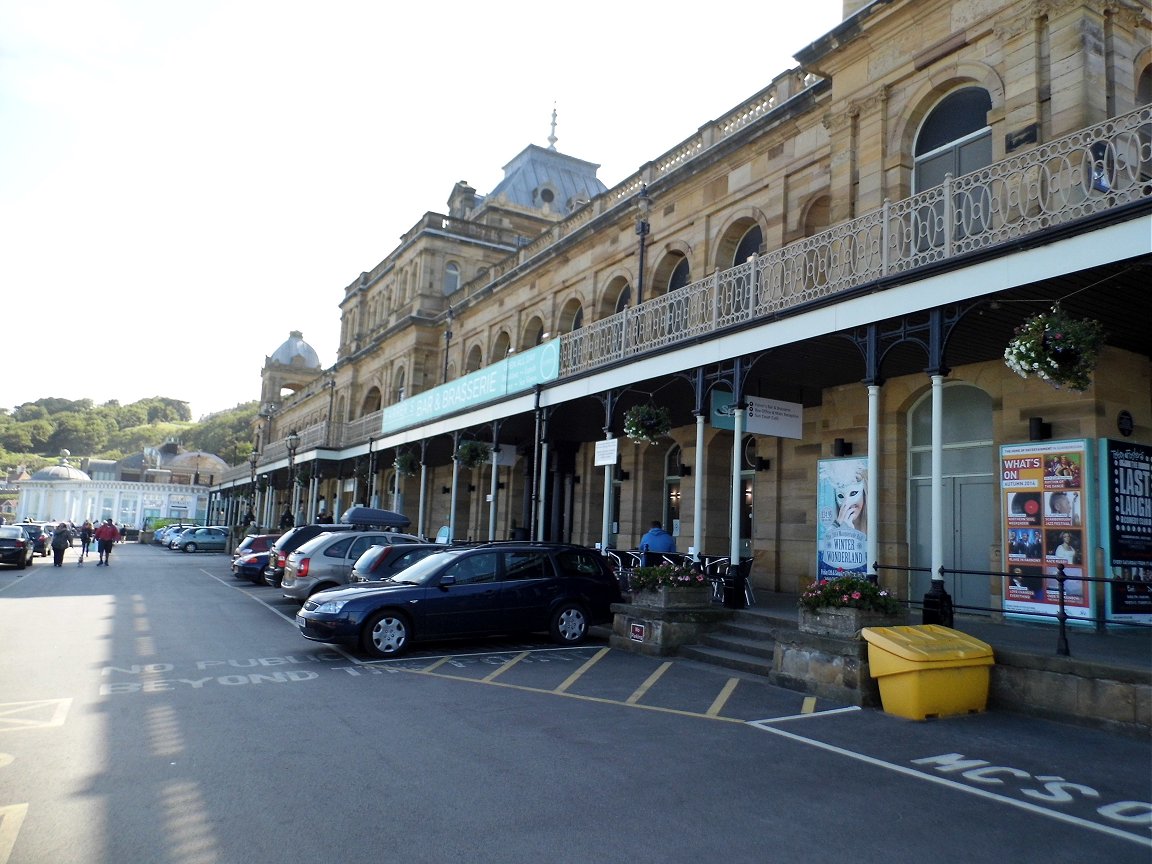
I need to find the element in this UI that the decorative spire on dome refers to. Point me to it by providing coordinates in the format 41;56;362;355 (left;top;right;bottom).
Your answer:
547;104;558;151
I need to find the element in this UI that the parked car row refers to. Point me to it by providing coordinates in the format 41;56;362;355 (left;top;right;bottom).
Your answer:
225;507;622;659
0;525;35;569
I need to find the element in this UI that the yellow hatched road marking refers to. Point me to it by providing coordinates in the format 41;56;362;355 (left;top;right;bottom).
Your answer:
626;662;673;704
706;678;740;717
554;647;611;693
482;651;531;682
421;656;453;673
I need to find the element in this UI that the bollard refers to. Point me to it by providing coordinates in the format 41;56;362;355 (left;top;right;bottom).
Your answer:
723;562;747;609
922;580;954;628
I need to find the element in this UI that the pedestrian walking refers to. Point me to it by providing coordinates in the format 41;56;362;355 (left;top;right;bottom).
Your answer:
94;518;121;566
78;520;94;565
50;522;71;567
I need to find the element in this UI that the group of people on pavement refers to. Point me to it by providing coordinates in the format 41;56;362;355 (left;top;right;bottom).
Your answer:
49;519;123;567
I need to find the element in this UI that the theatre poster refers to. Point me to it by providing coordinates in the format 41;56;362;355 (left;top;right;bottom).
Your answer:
1100;439;1152;624
816;457;869;580
1000;439;1095;623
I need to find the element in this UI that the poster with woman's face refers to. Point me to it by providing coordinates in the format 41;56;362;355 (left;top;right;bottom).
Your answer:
816;457;868;579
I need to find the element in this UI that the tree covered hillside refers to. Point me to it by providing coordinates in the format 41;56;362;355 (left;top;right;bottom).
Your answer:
1;397;259;473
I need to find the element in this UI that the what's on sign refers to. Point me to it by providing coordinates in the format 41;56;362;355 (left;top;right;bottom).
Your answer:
630;623;646;642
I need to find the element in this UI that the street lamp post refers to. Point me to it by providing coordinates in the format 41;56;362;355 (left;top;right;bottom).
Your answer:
442;305;454;384
635;184;652;306
285;431;300;527
247;451;259;527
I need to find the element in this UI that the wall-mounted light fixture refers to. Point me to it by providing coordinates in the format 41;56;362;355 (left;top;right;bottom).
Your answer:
679;464;692;477
755;457;771;472
833;438;853;457
441;486;450;495
1028;417;1052;441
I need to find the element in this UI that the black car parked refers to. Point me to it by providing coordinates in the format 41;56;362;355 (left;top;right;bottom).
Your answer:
0;525;35;569
296;542;621;658
264;507;412;587
18;523;50;557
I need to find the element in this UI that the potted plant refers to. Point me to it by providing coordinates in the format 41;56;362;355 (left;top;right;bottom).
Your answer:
798;574;903;637
623;404;671;445
1004;305;1105;392
455;439;491;470
394;451;420;477
630;563;711;608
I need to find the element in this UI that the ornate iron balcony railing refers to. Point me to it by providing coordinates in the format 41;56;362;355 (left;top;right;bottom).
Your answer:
559;105;1152;376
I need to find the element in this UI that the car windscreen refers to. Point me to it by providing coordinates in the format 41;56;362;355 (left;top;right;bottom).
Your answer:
378;548;461;585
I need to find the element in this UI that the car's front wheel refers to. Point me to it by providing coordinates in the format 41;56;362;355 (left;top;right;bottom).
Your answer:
362;611;410;658
549;602;588;645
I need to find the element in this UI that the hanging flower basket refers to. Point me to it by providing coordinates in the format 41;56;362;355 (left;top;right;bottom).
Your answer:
1004;306;1105;392
455;440;491;470
393;451;420;477
623;404;671;445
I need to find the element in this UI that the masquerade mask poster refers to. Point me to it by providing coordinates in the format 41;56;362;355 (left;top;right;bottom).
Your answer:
816;457;869;579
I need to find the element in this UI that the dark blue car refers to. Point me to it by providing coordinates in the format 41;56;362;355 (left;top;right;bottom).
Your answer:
232;550;270;584
296;543;620;658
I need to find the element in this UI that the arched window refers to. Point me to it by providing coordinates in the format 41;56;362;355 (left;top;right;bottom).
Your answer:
361;387;382;416
914;87;992;192
732;225;763;264
492;331;512;361
615;285;631;313
443;262;460;296
465;344;483;373
391;368;406;404
667;257;691;293
1138;66;1151;179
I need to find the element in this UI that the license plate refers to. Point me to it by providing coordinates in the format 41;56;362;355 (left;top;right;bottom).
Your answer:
296;615;305;629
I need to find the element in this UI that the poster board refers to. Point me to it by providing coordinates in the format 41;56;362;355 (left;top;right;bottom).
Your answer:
1100;439;1152;624
816;457;869;579
1000;439;1095;623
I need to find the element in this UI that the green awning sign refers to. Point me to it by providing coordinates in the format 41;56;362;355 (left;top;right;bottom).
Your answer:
381;341;560;434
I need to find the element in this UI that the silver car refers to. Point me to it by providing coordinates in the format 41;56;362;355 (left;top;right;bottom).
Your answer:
281;530;423;601
171;526;230;553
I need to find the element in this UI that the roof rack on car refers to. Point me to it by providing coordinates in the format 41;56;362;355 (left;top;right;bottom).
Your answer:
338;507;411;529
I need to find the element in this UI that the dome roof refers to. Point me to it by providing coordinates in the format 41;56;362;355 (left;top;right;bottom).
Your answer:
31;463;91;482
269;330;321;369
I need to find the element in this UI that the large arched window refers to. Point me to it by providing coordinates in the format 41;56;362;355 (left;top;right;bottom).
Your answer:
732;225;763;264
914;87;992;192
667;256;690;293
442;262;460;296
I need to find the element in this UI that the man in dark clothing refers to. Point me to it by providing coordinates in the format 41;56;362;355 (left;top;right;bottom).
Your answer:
279;509;294;530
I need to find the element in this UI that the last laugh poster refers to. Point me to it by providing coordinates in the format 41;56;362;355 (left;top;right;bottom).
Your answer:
1102;439;1152;623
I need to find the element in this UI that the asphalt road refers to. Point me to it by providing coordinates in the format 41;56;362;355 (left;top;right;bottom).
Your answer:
0;543;1148;864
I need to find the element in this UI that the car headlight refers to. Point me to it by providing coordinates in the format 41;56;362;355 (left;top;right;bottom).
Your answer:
314;599;348;614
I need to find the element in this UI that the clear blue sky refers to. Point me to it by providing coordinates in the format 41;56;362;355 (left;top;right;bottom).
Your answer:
0;0;844;420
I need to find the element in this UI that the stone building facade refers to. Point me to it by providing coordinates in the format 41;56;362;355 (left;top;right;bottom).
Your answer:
215;0;1152;619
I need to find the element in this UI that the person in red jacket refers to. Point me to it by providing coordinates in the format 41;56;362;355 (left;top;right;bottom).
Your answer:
94;519;121;566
